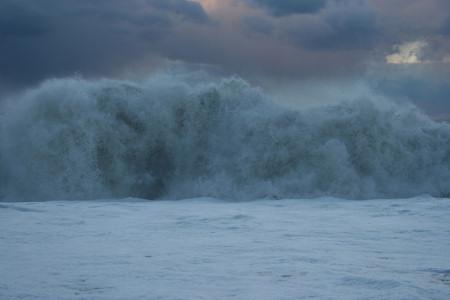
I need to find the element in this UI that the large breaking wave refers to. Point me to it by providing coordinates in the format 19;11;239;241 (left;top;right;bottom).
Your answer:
1;73;450;201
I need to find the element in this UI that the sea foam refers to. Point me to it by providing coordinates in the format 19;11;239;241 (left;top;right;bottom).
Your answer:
1;73;449;201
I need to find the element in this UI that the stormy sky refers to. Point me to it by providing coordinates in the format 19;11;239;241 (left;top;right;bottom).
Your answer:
1;0;450;117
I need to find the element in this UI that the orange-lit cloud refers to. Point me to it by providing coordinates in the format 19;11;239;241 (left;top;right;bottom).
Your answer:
194;0;220;12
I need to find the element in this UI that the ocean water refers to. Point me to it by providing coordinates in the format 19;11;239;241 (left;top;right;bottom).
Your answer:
1;73;450;201
1;197;450;300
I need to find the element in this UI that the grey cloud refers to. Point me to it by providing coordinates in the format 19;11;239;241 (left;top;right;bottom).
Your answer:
367;64;450;118
322;1;378;48
1;0;450;119
439;17;450;35
0;0;210;91
0;1;50;38
284;0;378;50
146;0;210;23
250;0;328;16
241;16;274;35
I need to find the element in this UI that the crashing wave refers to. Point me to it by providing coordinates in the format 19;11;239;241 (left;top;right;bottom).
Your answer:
1;74;449;201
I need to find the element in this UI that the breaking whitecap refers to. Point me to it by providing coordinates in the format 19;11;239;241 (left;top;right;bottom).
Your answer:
1;73;449;201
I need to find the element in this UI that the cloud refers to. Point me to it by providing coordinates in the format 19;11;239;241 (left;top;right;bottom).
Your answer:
386;41;428;64
0;0;211;92
0;1;50;38
241;16;274;35
369;64;450;118
1;0;450;121
146;0;210;23
439;17;450;36
283;0;378;50
385;40;450;65
250;0;328;16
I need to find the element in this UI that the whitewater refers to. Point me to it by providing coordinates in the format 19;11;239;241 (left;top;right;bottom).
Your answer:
1;73;450;201
1;197;450;299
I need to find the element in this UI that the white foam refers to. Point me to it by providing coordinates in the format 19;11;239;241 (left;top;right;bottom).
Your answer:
1;73;449;200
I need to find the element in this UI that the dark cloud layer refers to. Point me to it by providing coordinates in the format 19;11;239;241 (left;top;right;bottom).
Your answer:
0;0;209;92
0;2;50;38
147;0;210;23
439;17;450;35
284;1;378;50
368;65;450;118
250;0;328;16
0;0;450;117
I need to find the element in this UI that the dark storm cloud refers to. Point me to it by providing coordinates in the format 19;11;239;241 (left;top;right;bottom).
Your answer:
369;66;450;119
0;0;210;93
439;17;450;36
146;0;210;23
0;1;50;38
250;0;328;16
323;1;378;48
272;0;379;50
241;16;274;35
1;0;450;118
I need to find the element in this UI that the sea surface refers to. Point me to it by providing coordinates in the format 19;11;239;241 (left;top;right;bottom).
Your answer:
1;197;450;300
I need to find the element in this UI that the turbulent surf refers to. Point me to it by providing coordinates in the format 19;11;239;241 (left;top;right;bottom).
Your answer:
1;73;449;201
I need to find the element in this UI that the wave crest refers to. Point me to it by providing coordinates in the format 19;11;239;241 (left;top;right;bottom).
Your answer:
1;74;450;200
